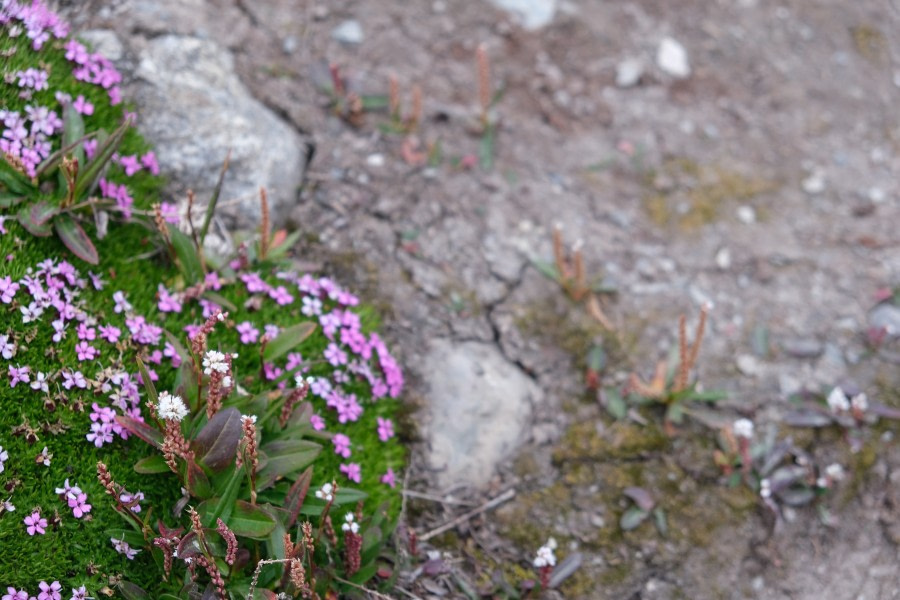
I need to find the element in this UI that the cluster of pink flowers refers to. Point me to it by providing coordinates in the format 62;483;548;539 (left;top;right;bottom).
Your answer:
0;0;70;50
55;479;90;519
0;105;59;176
2;581;84;600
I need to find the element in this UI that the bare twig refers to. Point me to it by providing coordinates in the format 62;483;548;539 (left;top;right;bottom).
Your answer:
401;489;477;507
419;488;516;542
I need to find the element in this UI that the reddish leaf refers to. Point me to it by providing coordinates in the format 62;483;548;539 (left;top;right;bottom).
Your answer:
17;204;52;236
623;486;655;512
284;466;313;529
54;213;99;264
30;200;58;225
115;415;163;448
193;408;242;472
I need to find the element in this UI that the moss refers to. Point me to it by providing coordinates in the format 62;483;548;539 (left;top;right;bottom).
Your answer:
642;158;778;230
553;420;669;463
850;25;888;63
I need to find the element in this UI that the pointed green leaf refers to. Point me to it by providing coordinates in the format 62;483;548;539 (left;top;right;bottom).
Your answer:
62;102;86;166
30;200;58;225
619;506;650;531
0;155;34;194
116;582;150;600
229;500;276;539
135;355;160;408
199;151;230;244
74;119;129;199
134;454;169;474
284;466;313;529
263;322;317;362
257;440;320;490
170;228;204;284
54;214;99;264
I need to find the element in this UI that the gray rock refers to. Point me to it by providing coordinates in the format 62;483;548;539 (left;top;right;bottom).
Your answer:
331;20;364;45
486;0;557;30
869;302;900;337
78;29;124;61
421;339;540;488
132;35;307;227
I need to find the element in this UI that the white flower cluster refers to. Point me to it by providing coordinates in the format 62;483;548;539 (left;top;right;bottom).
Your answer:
315;482;334;503
732;418;754;440
241;414;257;425
295;374;315;388
827;387;868;414
533;537;557;568
817;463;846;488
341;512;359;534
158;391;189;422
202;350;229;376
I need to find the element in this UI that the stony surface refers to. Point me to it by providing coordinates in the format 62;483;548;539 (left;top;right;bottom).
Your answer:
68;0;900;597
417;339;540;488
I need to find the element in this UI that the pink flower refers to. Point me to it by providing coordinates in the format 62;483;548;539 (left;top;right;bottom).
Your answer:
236;321;259;344
141;151;160;175
310;413;325;431
83;138;98;160
381;468;397;488
332;433;351;458
8;365;30;387
24;510;47;535
118;154;141;176
76;322;96;341
73;94;93;115
37;580;61;600
67;492;91;518
0;276;19;303
157;284;182;313
3;587;28;600
377;417;394;442
324;343;348;367
99;324;121;343
340;462;361;483
75;341;98;361
268;285;294;306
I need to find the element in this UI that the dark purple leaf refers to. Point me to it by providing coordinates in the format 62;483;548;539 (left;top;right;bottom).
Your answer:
623;486;655;511
115;415;162;448
257;439;321;490
284;466;313;529
176;532;203;559
193;408;242;472
548;552;582;589
870;403;900;420
54;213;99;264
776;486;817;506
186;460;213;499
783;409;833;428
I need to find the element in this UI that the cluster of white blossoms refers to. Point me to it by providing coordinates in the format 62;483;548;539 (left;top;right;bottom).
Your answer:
315;482;334;503
202;350;229;376
733;418;754;440
341;512;359;534
826;387;868;414
533;537;558;568
817;463;846;488
158;391;189;421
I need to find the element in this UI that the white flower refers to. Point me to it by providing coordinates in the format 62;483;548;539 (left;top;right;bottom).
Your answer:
826;387;850;413
341;512;359;533
158;391;189;421
222;376;232;389
760;478;771;499
850;393;868;413
30;371;49;394
37;446;51;466
216;312;226;321
825;463;845;482
2;497;14;512
0;334;15;359
315;482;334;502
733;418;754;440
241;414;257;425
202;350;228;375
533;538;557;568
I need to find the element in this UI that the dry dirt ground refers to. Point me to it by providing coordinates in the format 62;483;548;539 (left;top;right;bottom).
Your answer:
69;0;900;598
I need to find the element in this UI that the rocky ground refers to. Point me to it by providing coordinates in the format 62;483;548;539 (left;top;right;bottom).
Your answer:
65;0;900;598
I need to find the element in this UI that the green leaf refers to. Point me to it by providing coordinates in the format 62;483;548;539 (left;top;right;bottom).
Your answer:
54;213;99;264
116;581;150;600
202;466;244;527
653;507;668;536
619;506;649;531
229;500;276;539
62;102;86;166
199;151;230;244
170;228;204;284
0;155;34;195
135;355;160;408
266;229;303;260
73;119;129;199
666;403;685;425
602;387;627;420
201;290;237;312
349;563;378;585
587;344;606;372
263;322;317;362
0;192;24;208
30;200;58;225
134;454;169;474
479;123;495;171
531;260;560;281
257;440;320;490
17;204;52;236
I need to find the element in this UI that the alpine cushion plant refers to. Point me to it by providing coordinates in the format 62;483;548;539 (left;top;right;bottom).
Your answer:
0;0;162;265
0;2;407;596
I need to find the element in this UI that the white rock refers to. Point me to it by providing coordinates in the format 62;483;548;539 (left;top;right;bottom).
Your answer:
736;204;756;224
616;58;644;88
656;37;691;78
332;20;363;44
366;153;385;167
801;169;826;195
736;354;762;377
868;187;886;203
715;246;732;270
487;0;557;30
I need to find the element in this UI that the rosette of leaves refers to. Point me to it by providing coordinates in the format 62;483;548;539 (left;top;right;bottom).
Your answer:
1;109;130;264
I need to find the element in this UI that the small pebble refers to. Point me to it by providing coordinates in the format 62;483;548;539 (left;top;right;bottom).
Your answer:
332;20;363;44
801;170;826;195
782;337;824;359
657;37;691;78
737;205;756;223
715;247;731;270
616;57;644;88
366;153;385;167
736;354;761;377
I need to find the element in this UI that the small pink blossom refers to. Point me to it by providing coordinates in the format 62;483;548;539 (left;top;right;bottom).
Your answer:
75;341;98;361
310;413;325;431
340;462;361;483
37;580;61;600
73;94;93;115
99;324;121;343
377;417;395;442
24;510;47;535
236;321;259;344
381;467;397;488
332;433;352;458
141;151;160;175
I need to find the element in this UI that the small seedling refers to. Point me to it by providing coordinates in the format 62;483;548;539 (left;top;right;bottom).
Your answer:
624;303;725;429
323;63;388;127
619;487;667;536
473;43;506;171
